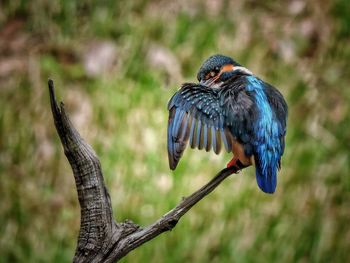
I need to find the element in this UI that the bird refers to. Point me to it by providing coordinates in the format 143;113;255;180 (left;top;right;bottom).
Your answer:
167;54;288;194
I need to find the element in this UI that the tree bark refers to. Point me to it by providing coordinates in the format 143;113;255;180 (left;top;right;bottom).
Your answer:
48;79;241;262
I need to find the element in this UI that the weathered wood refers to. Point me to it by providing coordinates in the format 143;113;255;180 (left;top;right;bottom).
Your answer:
48;79;241;262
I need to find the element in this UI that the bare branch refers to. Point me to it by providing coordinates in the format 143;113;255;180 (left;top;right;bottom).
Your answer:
48;79;240;262
109;166;237;260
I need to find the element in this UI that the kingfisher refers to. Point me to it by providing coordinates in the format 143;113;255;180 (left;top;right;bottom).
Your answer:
167;54;288;193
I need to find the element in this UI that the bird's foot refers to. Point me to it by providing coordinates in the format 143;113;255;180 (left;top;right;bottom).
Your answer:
226;157;246;173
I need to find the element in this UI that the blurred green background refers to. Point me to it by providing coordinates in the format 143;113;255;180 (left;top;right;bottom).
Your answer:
1;0;350;262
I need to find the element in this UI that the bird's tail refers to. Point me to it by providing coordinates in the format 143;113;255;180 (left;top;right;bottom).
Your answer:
254;155;278;194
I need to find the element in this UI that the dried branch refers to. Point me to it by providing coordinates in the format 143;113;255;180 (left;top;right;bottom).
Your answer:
48;79;240;262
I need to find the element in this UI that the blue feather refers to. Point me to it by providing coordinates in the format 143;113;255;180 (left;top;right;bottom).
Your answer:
196;120;202;149
167;111;175;169
203;124;208;151
255;157;277;193
179;114;189;140
246;76;282;193
173;110;185;138
189;118;197;148
221;129;231;152
211;126;217;153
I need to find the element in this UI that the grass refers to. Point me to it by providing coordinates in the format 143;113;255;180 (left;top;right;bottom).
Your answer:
0;0;350;262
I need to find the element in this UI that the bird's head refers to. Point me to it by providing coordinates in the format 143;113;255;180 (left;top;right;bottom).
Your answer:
197;54;252;88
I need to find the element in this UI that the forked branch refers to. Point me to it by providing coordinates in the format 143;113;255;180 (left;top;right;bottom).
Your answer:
48;79;240;262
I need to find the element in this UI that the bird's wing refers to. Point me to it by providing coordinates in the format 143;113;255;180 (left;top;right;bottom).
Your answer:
244;77;288;193
167;82;253;170
264;83;288;160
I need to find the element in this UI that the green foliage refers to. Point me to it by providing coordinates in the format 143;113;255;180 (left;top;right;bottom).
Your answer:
0;0;350;262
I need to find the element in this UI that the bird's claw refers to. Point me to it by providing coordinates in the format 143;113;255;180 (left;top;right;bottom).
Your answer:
226;157;246;174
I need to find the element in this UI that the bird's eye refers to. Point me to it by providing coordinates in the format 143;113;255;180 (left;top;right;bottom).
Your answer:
205;71;216;80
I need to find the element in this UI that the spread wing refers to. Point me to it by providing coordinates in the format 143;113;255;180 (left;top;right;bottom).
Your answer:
167;82;253;170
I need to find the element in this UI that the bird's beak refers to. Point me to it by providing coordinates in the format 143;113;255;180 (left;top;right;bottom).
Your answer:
200;77;217;87
199;80;209;86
